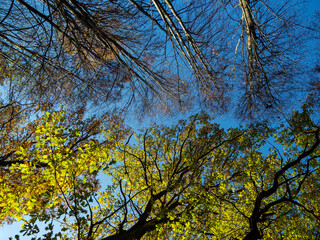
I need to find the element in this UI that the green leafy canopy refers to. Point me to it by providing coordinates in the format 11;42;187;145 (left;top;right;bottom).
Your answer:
1;106;319;239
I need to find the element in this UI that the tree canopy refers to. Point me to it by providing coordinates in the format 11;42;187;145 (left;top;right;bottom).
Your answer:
1;0;320;239
1;105;320;239
0;0;318;118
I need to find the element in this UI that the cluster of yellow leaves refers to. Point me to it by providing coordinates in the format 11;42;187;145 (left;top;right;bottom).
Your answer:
1;108;319;240
0;111;110;224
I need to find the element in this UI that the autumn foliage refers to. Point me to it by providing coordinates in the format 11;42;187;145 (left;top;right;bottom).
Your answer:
0;105;319;239
0;0;320;239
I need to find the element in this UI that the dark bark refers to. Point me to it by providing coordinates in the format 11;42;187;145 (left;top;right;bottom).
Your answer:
243;130;320;240
101;218;166;240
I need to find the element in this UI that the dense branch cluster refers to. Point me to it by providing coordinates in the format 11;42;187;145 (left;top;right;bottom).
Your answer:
0;0;316;118
1;107;320;239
